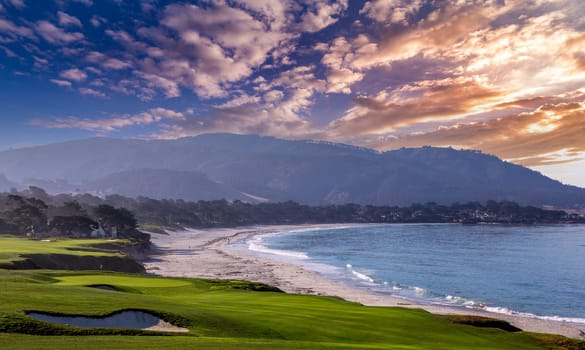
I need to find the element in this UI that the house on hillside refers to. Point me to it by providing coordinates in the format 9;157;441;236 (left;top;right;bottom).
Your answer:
90;223;106;238
90;223;119;239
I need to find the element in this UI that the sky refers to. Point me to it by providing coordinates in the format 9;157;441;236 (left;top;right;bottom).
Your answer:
0;0;584;187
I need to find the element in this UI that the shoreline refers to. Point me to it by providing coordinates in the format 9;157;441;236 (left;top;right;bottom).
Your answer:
143;224;585;340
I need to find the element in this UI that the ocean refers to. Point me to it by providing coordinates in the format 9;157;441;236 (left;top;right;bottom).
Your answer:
242;224;585;323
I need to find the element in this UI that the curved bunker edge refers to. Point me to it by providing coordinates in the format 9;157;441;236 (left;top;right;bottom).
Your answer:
26;309;189;333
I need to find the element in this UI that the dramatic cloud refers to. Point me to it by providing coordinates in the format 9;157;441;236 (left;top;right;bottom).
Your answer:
4;0;585;185
30;108;186;132
154;64;330;139
360;0;423;25
328;77;503;138
298;0;348;33
78;0;350;101
370;98;585;167
317;1;585;100
133;2;294;98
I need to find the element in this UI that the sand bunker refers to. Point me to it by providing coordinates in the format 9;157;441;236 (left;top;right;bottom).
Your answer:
88;284;117;291
27;310;188;333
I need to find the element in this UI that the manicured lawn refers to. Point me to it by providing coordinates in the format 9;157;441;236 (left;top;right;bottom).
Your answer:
0;270;577;350
0;237;124;265
0;237;581;349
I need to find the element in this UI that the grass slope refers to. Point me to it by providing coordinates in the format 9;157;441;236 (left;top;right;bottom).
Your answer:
0;237;145;272
0;237;124;265
1;270;583;350
0;237;582;349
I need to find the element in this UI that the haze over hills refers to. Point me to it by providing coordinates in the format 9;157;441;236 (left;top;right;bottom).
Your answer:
0;133;583;208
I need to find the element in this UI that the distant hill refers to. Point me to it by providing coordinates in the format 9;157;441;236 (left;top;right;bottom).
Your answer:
0;174;17;192
0;133;583;208
81;168;252;202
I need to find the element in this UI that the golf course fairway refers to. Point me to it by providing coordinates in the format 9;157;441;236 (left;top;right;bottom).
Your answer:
1;269;583;350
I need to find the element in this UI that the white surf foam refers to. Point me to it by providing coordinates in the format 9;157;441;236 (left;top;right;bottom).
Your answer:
247;235;308;259
351;270;375;283
482;306;585;324
344;263;376;283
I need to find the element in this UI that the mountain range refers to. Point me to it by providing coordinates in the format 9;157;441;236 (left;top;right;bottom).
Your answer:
0;133;583;208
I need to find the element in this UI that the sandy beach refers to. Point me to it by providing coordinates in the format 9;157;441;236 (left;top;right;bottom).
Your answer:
144;224;585;340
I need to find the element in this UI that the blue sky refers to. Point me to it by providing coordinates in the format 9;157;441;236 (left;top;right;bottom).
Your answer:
1;0;585;187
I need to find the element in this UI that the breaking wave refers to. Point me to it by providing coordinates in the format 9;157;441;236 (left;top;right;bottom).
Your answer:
247;234;309;259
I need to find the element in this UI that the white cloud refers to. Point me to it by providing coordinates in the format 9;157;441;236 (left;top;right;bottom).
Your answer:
232;0;293;31
89;16;105;27
140;0;157;12
263;90;284;102
92;0;352;101
85;66;101;75
154;65;329;140
134;71;180;99
79;87;105;97
29;107;186;132
124;2;294;99
32;55;48;69
49;79;72;87
35;20;84;44
69;0;92;5
59;68;87;81
6;0;25;9
0;44;16;57
102;58;131;70
320;37;365;94
0;18;36;40
360;0;424;25
57;11;82;28
85;51;132;72
298;0;349;33
85;51;105;63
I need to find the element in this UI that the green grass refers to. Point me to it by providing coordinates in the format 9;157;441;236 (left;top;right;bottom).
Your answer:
56;275;191;288
0;237;124;265
0;237;581;349
0;270;582;350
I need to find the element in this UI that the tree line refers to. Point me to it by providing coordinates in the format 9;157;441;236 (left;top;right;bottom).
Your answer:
0;187;145;240
0;186;582;239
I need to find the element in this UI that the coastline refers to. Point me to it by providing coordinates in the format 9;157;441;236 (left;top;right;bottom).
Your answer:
144;224;585;340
